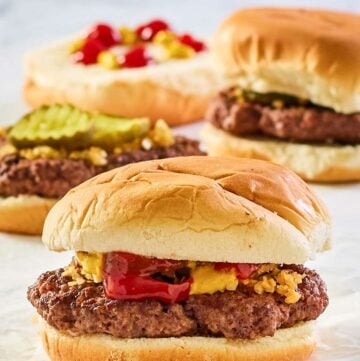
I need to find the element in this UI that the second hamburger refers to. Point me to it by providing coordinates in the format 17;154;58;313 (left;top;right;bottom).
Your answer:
0;105;203;234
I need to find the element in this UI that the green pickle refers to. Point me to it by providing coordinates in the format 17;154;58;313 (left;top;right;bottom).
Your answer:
242;90;309;107
9;105;93;149
9;105;151;150
91;114;150;150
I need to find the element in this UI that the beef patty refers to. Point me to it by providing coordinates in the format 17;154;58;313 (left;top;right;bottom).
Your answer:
0;136;204;198
207;88;360;144
27;265;328;340
0;135;6;147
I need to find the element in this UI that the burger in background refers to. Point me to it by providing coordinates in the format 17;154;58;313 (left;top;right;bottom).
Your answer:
24;19;228;126
202;7;360;182
0;106;204;235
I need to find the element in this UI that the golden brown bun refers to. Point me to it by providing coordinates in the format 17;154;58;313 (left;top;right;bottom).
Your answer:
24;39;227;126
43;156;330;263
201;123;360;182
38;318;315;361
212;7;360;113
0;196;57;235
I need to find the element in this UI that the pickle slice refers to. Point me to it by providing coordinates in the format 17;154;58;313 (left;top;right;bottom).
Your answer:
9;105;151;151
91;114;150;150
242;90;309;107
9;105;93;149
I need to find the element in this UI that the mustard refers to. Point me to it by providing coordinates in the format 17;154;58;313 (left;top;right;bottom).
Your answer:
75;252;104;283
189;264;239;295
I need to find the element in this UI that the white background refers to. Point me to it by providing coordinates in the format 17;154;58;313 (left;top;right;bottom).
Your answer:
0;1;359;360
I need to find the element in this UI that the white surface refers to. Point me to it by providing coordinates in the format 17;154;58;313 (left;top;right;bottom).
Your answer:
0;1;360;360
0;121;360;361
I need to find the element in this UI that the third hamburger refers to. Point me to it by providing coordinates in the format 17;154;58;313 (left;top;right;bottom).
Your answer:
202;7;360;182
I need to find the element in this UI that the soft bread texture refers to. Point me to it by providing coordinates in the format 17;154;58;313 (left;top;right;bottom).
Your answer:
201;123;360;182
38;318;315;361
43;156;330;263
211;7;360;113
0;196;57;235
24;39;227;126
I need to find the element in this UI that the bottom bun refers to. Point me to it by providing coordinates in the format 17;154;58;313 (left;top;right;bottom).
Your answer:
201;123;360;182
38;318;315;361
0;195;57;235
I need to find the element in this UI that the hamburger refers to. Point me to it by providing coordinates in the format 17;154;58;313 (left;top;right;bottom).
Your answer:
27;156;330;361
24;19;227;126
0;106;204;235
202;8;360;182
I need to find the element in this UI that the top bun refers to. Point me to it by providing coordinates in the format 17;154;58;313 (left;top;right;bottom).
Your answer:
24;38;227;126
211;7;360;114
43;156;330;264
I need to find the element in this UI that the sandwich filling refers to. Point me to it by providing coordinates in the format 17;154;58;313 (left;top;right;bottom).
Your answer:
0;106;204;198
69;20;206;69
28;251;328;339
207;87;360;144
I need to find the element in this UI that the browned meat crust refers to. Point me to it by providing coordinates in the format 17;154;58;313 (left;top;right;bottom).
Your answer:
0;136;205;198
207;88;360;144
27;265;328;339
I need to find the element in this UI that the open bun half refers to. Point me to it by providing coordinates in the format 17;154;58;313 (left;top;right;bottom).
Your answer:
0;196;57;235
39;318;315;361
24;39;227;126
201;123;360;182
43;156;330;263
211;7;360;113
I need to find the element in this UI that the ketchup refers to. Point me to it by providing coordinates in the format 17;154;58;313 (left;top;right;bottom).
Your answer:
103;252;260;304
120;46;152;68
136;19;170;41
214;263;259;280
87;23;121;47
178;33;206;52
103;252;191;304
73;39;105;65
73;20;204;67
